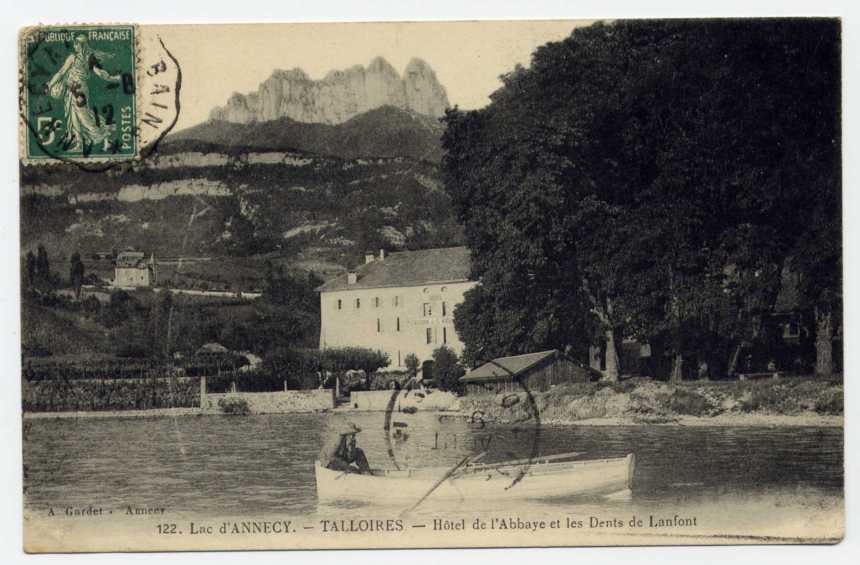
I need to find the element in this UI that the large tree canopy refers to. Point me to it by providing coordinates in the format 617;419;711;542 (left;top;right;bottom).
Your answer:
443;19;840;378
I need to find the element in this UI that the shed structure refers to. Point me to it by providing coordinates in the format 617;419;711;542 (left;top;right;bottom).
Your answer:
459;349;596;395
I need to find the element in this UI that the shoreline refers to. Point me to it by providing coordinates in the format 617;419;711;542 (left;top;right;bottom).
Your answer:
22;407;204;420
543;414;843;427
22;407;843;427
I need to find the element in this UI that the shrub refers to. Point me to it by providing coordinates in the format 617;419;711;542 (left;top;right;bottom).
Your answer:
605;379;637;394
82;295;102;317
738;385;799;414
432;346;465;394
668;388;713;416
218;397;251;415
814;388;843;415
319;347;390;389
404;353;420;377
320;347;390;375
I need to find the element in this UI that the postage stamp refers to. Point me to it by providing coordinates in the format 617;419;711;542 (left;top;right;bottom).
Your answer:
21;25;137;160
19;24;181;168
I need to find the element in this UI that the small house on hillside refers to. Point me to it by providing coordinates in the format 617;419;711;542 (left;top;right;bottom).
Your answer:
114;251;157;287
459;349;597;395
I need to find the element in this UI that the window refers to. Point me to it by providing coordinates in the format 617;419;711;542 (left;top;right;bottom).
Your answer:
398;350;402;367
426;328;433;344
355;298;360;309
442;302;447;317
337;299;342;310
377;318;381;333
374;296;380;308
423;303;432;317
443;327;447;344
396;317;401;332
393;295;399;307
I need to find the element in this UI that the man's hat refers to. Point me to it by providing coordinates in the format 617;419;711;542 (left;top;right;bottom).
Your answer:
338;422;362;436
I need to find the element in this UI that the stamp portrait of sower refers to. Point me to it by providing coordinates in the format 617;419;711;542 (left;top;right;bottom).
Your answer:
46;34;121;153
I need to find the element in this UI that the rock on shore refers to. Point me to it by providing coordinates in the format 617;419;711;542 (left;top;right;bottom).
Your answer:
459;377;844;426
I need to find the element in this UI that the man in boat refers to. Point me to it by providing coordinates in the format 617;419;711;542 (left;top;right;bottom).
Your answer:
320;422;372;474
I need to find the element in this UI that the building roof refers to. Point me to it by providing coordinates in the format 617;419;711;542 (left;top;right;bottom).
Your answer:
460;350;559;383
316;246;473;292
115;251;148;268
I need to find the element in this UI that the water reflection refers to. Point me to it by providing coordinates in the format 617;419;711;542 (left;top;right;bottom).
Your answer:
23;411;843;532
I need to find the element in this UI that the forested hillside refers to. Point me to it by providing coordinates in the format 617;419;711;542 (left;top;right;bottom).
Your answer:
20;107;460;287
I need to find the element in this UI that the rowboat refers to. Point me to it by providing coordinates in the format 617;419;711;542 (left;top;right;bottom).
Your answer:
315;452;635;504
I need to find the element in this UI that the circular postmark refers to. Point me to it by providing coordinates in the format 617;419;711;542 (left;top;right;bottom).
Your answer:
383;360;542;511
19;25;181;172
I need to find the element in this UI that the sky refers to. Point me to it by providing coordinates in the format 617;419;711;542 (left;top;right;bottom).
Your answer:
153;20;596;131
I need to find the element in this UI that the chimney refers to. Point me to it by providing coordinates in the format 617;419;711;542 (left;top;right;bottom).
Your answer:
379;248;386;261
347;272;358;285
364;252;375;264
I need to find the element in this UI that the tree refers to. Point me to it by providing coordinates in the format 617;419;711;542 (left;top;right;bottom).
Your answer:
791;177;842;376
99;290;135;328
35;244;51;289
69;251;85;299
601;20;839;381
24;251;36;290
148;292;175;359
441;101;596;373
264;347;322;390
82;295;101;317
442;20;840;381
432;346;465;394
232;268;325;355
112;316;150;358
320;347;390;390
403;353;420;379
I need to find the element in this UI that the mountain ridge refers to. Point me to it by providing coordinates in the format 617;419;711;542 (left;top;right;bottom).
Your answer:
210;56;449;125
167;105;445;162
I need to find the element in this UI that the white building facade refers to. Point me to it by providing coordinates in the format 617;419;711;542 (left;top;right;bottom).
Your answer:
317;247;477;369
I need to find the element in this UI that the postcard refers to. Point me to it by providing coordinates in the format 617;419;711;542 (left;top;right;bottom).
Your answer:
18;19;843;552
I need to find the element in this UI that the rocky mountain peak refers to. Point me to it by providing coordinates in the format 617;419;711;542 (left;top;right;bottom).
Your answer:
209;57;449;125
368;56;399;75
405;57;432;72
272;68;311;81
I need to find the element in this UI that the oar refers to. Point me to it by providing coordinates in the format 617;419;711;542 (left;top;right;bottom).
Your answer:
466;451;585;471
401;451;487;516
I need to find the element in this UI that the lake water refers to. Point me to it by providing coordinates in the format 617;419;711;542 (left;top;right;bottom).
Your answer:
22;412;844;544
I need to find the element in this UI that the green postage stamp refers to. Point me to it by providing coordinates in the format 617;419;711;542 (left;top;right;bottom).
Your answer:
21;26;137;160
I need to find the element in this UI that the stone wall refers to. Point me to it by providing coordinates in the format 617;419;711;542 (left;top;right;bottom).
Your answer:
202;389;335;414
349;389;459;412
23;377;200;412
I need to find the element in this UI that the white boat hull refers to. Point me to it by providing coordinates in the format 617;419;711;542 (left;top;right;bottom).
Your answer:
315;453;635;503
